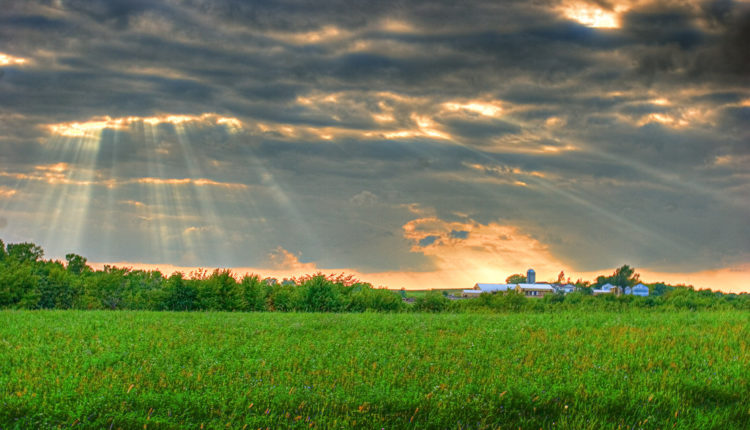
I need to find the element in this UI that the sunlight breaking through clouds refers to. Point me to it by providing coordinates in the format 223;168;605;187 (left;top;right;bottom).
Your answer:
442;100;504;117
402;216;568;282
1;0;748;291
0;52;27;66
46;114;243;138
558;1;629;28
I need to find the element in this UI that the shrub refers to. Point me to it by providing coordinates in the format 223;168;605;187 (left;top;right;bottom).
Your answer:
413;292;449;312
299;275;346;312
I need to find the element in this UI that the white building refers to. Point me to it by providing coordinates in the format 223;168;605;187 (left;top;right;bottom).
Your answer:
631;283;650;296
462;282;555;298
462;283;514;297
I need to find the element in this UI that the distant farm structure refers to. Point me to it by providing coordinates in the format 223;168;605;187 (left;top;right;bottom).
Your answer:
463;268;557;298
463;268;650;298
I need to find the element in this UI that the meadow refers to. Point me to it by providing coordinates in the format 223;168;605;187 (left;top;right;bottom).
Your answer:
1;310;748;429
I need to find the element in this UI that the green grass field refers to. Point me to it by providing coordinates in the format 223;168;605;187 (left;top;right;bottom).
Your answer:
1;310;748;429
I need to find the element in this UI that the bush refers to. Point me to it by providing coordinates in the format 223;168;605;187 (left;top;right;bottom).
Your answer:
348;287;403;312
299;275;346;312
413;292;449;312
240;275;269;311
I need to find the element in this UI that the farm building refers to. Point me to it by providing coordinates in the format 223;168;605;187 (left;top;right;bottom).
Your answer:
554;284;576;294
463;268;557;298
461;283;513;297
631;283;650;296
594;284;650;296
515;283;555;298
461;283;555;298
593;284;623;296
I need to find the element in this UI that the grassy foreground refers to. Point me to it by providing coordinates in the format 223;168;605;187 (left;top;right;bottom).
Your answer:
1;311;748;429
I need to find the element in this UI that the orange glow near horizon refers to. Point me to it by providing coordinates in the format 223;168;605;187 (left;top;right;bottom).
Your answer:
83;257;750;294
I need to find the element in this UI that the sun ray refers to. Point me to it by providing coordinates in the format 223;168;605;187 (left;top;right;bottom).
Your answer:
587;148;750;213
409;129;688;255
101;128;121;259
142;121;169;262
237;143;323;258
40;129;103;256
173;123;233;265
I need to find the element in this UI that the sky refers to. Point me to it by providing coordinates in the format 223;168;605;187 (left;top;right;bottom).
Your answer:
1;0;749;292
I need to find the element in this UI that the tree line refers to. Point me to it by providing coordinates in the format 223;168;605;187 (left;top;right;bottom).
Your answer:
0;240;403;312
0;240;747;313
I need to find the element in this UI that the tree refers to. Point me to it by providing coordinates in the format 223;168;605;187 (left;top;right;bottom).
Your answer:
96;266;129;310
163;273;198;311
199;270;241;311
65;253;90;275
38;266;74;309
7;242;43;264
0;262;40;308
0;239;6;261
300;274;345;312
240;274;268;311
595;265;640;287
505;274;526;284
611;265;640;287
556;271;566;284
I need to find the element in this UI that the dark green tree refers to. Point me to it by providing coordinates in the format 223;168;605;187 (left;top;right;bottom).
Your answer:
7;242;43;264
38;266;75;309
199;270;241;311
0;262;40;308
65;253;90;275
163;273;198;311
240;274;268;311
595;265;640;287
505;274;526;284
95;266;129;310
300;274;345;312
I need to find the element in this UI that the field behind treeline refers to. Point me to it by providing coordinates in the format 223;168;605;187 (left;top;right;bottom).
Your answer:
1;310;748;429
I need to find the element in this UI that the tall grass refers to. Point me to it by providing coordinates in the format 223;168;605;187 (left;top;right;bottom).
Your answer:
1;310;748;428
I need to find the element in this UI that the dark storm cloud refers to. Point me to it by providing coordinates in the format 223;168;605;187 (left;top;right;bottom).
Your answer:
620;1;750;84
1;0;748;274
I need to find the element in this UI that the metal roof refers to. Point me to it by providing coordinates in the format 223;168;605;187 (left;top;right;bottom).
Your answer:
473;283;514;292
517;283;555;291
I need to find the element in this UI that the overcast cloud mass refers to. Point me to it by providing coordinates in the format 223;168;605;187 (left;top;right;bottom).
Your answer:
1;0;749;291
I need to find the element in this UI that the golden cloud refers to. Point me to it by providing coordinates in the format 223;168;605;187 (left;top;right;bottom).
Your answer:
0;53;27;66
442;100;504;117
0;186;17;199
46;113;243;137
557;1;632;28
267;246;318;272
402;216;568;284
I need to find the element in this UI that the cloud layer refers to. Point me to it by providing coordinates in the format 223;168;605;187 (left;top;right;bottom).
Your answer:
1;0;749;290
